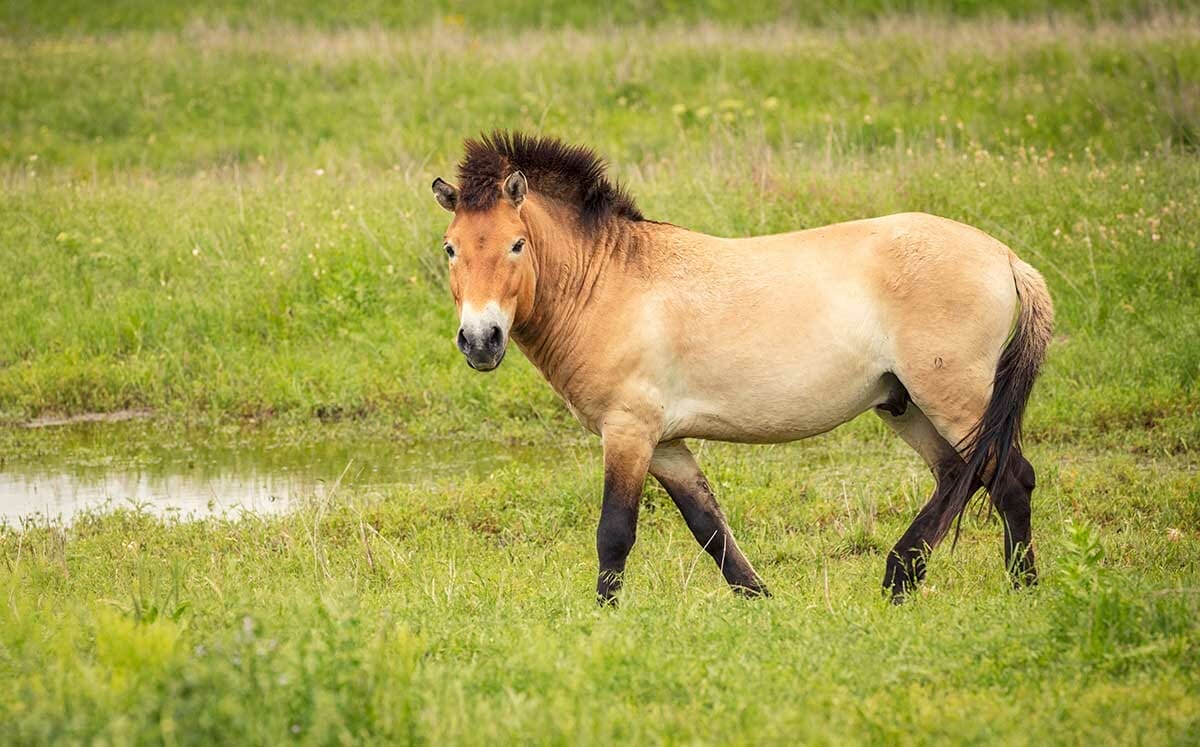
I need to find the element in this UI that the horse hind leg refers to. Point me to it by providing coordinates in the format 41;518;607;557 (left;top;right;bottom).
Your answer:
890;360;1039;597
875;399;977;601
989;449;1038;587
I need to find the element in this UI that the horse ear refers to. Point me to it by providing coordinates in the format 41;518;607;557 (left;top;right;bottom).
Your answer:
432;178;458;212
503;171;527;208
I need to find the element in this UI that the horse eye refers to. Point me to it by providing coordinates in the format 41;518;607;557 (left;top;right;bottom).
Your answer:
511;238;526;254
444;243;455;259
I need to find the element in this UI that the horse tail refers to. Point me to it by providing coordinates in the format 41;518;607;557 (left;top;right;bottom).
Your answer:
946;252;1054;538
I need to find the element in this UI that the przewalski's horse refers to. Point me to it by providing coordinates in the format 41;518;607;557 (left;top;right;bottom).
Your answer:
431;133;1053;604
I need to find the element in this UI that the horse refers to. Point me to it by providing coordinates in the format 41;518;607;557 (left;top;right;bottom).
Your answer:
430;132;1053;604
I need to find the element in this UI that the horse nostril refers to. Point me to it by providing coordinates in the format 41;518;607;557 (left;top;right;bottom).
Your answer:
456;328;468;352
488;324;503;349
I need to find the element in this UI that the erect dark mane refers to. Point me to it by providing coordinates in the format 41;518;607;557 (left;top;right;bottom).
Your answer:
456;131;643;230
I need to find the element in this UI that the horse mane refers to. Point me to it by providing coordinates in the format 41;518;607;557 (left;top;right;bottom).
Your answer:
456;131;644;230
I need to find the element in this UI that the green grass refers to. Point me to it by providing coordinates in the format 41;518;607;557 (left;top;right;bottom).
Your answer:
1;0;1193;35
3;436;1198;743
2;3;1199;743
1;17;1198;445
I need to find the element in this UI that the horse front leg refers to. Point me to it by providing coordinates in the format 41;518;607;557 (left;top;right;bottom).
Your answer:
650;440;769;597
595;426;655;605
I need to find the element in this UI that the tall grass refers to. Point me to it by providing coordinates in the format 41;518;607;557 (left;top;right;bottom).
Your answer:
1;16;1197;450
2;0;1195;35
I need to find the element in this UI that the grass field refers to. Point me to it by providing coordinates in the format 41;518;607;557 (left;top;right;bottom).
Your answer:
2;2;1199;743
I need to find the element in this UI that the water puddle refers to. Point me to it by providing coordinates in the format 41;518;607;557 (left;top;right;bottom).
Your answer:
1;425;595;525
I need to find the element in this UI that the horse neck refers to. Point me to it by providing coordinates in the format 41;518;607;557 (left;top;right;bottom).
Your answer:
512;198;639;379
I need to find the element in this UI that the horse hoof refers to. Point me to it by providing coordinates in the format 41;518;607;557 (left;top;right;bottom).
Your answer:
1010;569;1039;590
596;593;620;608
732;583;772;599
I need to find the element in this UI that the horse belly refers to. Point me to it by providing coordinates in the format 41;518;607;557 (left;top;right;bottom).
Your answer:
661;345;891;444
638;237;892;444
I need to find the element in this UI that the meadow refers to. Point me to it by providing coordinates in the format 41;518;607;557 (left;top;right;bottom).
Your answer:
1;2;1199;743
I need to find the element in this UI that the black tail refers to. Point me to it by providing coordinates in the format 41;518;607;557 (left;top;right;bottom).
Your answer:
942;255;1054;542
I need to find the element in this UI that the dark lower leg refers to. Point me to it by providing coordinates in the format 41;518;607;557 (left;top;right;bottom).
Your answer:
883;458;979;601
656;471;769;597
989;451;1037;587
883;509;939;600
595;436;653;606
596;488;638;604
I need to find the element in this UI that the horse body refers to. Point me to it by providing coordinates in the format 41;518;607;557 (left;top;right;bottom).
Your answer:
515;211;1018;447
433;133;1053;603
617;220;897;445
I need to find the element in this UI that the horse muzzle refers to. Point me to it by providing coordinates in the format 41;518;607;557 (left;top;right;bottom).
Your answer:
456;323;507;371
